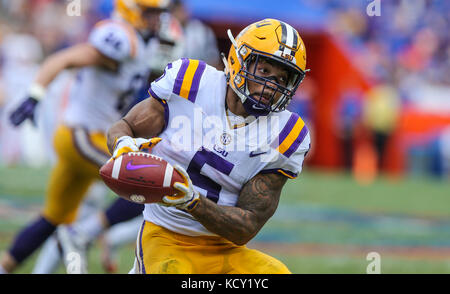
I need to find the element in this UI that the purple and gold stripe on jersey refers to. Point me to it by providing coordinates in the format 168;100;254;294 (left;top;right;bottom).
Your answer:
271;113;308;158
173;58;206;103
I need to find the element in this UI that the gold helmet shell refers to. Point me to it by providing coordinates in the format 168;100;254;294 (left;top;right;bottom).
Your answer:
115;0;171;30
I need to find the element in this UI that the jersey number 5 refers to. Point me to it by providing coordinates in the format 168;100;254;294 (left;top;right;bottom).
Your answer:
187;148;234;203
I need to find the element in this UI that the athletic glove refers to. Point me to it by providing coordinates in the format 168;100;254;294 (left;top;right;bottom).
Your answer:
162;164;200;211
9;83;46;126
111;136;162;160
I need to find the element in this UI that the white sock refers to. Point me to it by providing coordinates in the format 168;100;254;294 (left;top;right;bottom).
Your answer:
105;217;142;248
74;213;105;242
32;235;62;274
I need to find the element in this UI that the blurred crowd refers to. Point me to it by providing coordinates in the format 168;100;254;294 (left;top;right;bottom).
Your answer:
0;0;112;55
327;0;449;87
325;0;450;179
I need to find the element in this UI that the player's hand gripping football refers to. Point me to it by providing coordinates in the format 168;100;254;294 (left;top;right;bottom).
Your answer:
162;165;200;211
111;136;162;161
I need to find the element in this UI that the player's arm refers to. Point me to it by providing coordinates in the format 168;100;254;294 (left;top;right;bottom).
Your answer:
10;20;136;126
9;44;119;126
107;97;166;156
189;172;287;246
34;43;118;88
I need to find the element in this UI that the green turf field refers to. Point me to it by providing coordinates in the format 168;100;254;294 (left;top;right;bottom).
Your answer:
1;165;450;274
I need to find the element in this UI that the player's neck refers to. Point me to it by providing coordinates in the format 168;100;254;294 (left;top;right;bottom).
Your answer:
225;88;249;118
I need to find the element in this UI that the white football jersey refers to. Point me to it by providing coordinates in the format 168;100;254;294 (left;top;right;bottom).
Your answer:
144;58;311;236
64;18;159;133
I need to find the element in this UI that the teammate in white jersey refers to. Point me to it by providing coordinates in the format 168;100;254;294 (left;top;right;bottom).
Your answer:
30;10;186;275
0;0;171;274
108;18;310;274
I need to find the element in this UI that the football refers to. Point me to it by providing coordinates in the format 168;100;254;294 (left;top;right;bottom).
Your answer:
99;152;184;204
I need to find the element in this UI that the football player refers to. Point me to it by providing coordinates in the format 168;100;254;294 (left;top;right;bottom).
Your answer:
50;10;218;274
30;11;185;274
31;181;109;274
108;19;311;274
0;0;171;274
0;34;45;166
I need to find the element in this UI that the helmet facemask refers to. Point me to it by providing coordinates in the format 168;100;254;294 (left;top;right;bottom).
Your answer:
225;20;308;117
231;45;305;116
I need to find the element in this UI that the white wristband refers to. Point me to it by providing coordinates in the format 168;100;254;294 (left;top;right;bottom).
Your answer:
28;83;46;101
113;135;133;150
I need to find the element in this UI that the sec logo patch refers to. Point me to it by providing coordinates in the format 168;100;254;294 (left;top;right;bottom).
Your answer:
130;194;146;203
220;133;232;145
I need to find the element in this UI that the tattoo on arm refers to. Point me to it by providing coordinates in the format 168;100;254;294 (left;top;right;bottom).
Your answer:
238;172;287;224
190;173;287;245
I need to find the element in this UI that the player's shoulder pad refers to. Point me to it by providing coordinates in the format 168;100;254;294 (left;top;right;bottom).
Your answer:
270;111;310;158
149;58;210;103
89;19;138;62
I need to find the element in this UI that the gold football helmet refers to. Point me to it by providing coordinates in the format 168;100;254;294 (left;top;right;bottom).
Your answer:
115;0;171;30
225;19;307;116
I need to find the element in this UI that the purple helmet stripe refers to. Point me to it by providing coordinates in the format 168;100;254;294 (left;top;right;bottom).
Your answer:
291;29;298;57
279;21;287;51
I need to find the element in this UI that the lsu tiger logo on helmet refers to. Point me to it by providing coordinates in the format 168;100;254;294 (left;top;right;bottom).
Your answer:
225;19;307;116
115;0;171;30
